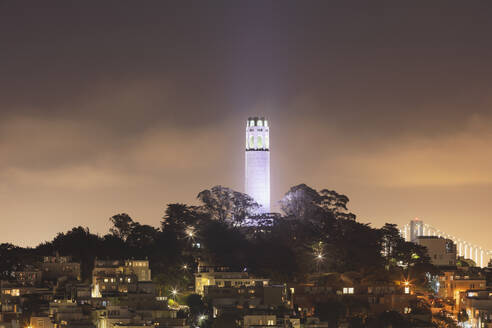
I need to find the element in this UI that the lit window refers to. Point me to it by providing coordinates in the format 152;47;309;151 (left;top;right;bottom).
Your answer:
258;120;263;127
404;287;410;294
250;120;255;127
104;278;108;283
267;319;274;325
343;287;354;294
249;136;255;149
257;136;263;148
264;120;268;127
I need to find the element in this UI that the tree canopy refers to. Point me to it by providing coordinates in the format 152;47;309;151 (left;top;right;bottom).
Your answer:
0;184;433;290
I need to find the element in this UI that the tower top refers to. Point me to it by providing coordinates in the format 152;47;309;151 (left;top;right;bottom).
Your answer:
246;117;268;127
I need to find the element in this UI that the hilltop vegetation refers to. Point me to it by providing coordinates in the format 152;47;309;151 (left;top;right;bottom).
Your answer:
0;184;433;292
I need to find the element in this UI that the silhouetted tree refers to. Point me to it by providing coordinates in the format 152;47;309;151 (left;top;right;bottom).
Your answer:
197;186;258;225
109;213;134;241
279;184;322;219
320;189;356;220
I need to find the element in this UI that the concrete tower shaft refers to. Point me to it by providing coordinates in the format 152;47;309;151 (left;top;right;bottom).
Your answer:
245;117;270;213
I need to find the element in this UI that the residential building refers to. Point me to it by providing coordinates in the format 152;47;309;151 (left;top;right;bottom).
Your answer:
460;289;492;328
93;305;133;328
123;261;151;282
195;265;269;296
41;255;81;281
29;316;53;328
438;271;486;310
92;260;152;298
12;269;42;286
417;236;457;266
243;314;276;327
205;285;288;318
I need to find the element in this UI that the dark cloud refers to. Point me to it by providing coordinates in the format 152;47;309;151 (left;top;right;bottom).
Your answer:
1;1;492;248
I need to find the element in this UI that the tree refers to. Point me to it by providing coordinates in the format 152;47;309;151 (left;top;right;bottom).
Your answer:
50;226;103;280
186;293;206;319
162;203;202;234
380;223;404;263
315;299;346;327
279;184;322;219
319;189;356;220
367;311;412;328
199;220;251;269
109;213;134;241
197;186;258;225
212;313;240;328
126;223;158;250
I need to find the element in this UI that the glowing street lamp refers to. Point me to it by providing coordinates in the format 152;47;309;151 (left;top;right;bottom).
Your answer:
314;252;324;272
402;280;411;294
171;288;179;300
185;226;196;240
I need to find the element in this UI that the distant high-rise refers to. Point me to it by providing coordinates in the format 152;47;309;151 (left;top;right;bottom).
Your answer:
245;117;270;213
409;218;424;242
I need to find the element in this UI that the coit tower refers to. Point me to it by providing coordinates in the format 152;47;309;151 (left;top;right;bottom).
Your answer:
245;116;270;213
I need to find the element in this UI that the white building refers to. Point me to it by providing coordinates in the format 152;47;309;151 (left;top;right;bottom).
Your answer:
245;117;270;213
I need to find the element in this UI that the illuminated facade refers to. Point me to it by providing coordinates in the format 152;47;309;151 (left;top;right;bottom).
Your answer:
245;117;270;213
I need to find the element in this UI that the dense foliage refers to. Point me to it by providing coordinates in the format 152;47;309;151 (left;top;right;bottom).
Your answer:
0;184;433;293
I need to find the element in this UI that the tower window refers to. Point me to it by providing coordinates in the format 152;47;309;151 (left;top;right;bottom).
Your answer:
257;136;263;148
249;136;255;149
258;120;263;127
250;120;255;127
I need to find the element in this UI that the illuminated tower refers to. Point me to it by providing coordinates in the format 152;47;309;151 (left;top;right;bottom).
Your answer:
245;117;270;213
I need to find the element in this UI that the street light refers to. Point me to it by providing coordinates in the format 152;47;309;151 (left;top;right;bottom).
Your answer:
171;288;179;300
315;252;324;272
186;226;195;239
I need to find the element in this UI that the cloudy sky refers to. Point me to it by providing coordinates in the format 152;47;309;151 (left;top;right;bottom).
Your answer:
1;1;492;248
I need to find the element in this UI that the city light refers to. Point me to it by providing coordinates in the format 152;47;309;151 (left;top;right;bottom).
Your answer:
170;288;179;300
186;226;195;238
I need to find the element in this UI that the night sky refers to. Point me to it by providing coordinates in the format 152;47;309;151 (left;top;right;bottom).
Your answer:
2;1;492;248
